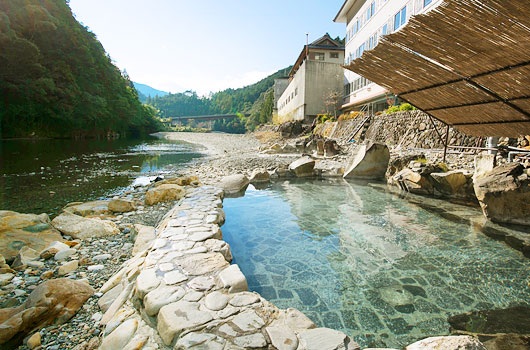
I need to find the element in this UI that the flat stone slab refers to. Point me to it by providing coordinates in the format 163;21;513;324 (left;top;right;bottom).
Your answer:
157;301;213;345
299;328;360;350
232;310;265;332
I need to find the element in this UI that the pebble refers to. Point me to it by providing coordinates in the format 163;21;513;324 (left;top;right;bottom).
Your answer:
92;254;112;261
87;264;105;272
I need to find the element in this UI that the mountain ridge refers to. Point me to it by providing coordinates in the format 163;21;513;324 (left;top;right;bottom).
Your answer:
133;82;169;102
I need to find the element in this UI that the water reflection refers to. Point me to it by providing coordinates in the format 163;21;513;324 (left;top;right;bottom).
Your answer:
221;179;530;348
0;137;202;216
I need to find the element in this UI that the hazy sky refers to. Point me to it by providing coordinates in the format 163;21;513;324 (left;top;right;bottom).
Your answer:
69;0;345;96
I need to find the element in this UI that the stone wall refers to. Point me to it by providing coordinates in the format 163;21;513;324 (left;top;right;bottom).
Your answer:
365;110;480;149
313;111;480;149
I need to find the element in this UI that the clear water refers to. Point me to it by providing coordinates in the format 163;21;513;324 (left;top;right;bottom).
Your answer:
221;179;530;348
0;137;203;216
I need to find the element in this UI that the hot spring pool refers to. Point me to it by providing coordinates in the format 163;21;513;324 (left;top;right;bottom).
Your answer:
221;179;530;348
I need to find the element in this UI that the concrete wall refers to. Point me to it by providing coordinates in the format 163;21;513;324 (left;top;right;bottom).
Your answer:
305;61;344;117
277;50;345;124
277;61;307;123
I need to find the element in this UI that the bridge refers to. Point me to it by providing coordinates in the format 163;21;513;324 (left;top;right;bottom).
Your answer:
169;114;247;122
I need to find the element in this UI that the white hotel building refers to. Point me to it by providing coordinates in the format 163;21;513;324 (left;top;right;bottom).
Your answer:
334;0;443;113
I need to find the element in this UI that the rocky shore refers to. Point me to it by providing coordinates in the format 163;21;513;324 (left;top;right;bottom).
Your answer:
1;127;529;350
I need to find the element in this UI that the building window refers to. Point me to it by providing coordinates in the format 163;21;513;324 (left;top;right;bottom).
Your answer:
344;83;351;96
355;43;365;58
424;0;433;7
314;52;325;60
368;33;378;50
330;52;339;59
366;1;376;21
394;6;407;31
353;19;360;35
382;23;388;36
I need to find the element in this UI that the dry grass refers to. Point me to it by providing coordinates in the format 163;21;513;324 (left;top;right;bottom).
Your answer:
253;131;283;144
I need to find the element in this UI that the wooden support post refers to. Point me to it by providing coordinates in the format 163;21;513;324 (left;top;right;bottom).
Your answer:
443;124;450;163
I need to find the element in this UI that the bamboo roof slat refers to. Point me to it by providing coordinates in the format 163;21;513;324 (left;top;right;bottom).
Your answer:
456;122;530;137
401;81;495;111
473;64;530;100
344;0;530;136
429;102;527;125
510;98;530;111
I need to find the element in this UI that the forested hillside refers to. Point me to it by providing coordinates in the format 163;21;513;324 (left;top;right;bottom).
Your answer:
0;0;162;138
148;67;291;132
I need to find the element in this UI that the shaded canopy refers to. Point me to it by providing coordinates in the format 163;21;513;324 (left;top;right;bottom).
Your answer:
344;0;530;137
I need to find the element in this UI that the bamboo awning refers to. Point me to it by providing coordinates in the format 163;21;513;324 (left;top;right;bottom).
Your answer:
344;0;530;137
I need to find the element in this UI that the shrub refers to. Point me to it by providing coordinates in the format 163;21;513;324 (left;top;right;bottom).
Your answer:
399;103;415;111
384;103;416;114
317;114;336;123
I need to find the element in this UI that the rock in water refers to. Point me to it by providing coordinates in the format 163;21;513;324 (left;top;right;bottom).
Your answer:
219;174;250;195
0;211;64;261
144;184;186;206
473;162;530;226
51;212;120;239
343;141;390;180
0;278;94;348
288;156;316;177
448;306;530;335
249;169;271;184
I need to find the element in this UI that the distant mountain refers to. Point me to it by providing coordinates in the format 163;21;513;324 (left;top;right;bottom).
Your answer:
133;82;169;102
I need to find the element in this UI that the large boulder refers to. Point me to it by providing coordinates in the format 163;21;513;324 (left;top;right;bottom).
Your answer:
108;198;136;213
473;162;530;225
289;156;315;177
145;184;186;206
431;170;475;201
405;336;486;350
0;278;94;348
391;167;434;195
219;174;250;195
51;212;120;239
279;121;303;138
249;169;270;184
0;211;64;261
343;142;390;180
390;168;434;195
154;176;200;187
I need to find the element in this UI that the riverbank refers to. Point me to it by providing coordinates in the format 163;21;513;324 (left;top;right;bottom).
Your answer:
154;131;302;185
4;130;529;349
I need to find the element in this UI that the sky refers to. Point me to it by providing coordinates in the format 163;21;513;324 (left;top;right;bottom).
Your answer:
68;0;346;96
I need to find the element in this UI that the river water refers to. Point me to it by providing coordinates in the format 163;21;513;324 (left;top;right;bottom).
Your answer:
0;137;203;216
222;179;530;348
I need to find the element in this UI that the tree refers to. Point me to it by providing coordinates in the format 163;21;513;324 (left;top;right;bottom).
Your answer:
323;89;342;118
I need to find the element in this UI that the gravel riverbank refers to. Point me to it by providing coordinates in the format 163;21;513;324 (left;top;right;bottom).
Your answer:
154;131;301;185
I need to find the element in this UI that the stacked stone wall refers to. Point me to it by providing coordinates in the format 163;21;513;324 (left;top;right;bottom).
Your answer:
365;111;480;149
313;111;480;149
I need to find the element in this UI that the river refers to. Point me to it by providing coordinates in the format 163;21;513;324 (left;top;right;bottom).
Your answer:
0;136;204;217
